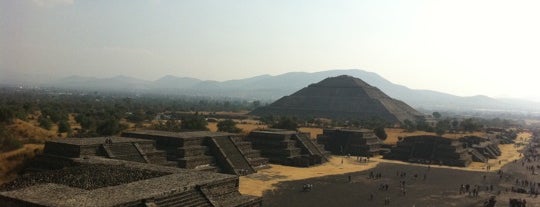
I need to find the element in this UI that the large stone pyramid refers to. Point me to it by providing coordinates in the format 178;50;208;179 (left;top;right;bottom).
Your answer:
250;75;423;123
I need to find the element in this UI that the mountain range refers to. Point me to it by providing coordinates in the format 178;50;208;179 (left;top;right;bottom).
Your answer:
5;69;540;113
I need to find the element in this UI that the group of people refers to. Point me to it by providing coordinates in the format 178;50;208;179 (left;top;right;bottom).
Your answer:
459;184;482;197
104;137;113;144
368;171;382;179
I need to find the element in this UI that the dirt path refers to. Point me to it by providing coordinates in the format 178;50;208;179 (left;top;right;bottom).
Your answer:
240;156;379;196
240;132;531;197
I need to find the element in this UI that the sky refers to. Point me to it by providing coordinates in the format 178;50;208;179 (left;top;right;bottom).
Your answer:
1;0;540;101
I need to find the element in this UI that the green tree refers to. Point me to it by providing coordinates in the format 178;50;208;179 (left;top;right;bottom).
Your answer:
75;114;98;131
435;119;450;136
432;111;441;119
361;117;388;129
38;116;52;130
416;119;434;132
403;119;416;132
96;119;125;136
152;119;184;132
0;107;15;124
272;117;298;130
126;110;145;124
461;118;481;132
57;120;72;134
181;113;208;131
373;127;388;140
0;125;22;152
217;119;242;133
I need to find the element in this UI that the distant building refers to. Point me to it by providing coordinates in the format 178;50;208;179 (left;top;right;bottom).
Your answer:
316;128;383;156
246;129;330;167
384;135;473;167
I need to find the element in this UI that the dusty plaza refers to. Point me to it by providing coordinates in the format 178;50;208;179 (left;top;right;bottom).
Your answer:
237;132;540;207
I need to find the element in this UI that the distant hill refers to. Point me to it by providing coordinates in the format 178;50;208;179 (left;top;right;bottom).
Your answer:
29;69;540;113
250;75;424;123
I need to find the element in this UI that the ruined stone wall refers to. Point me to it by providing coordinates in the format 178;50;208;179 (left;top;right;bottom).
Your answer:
43;142;81;158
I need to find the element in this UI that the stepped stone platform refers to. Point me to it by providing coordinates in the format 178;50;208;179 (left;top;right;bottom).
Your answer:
384;135;473;167
246;129;329;167
0;157;262;207
121;130;269;175
317;128;383;156
459;136;501;161
29;137;174;171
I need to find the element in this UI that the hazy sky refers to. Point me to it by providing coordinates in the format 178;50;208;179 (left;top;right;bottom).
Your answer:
2;0;540;101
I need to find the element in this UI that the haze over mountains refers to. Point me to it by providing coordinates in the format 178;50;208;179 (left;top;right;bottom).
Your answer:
3;69;539;113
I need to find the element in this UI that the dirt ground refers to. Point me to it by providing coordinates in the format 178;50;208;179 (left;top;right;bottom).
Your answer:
240;156;380;196
261;160;540;207
239;133;535;206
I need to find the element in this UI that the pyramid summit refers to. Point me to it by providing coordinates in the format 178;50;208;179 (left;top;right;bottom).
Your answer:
250;75;423;123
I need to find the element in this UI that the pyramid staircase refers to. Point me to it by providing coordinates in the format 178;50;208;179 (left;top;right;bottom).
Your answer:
152;189;213;207
293;133;330;163
468;148;488;163
102;143;148;163
208;136;256;175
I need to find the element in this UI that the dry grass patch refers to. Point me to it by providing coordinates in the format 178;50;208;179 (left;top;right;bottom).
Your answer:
7;119;59;142
298;127;323;139
0;144;44;185
208;120;267;135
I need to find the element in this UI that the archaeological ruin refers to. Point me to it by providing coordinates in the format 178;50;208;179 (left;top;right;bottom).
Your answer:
246;129;330;167
459;136;501;163
0;137;262;207
27;137;174;171
384;135;473;167
316;128;384;156
121;130;269;175
250;75;424;123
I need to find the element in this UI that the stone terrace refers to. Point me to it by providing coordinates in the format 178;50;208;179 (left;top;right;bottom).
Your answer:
246;129;329;167
33;137;173;171
384;135;473;167
317;128;383;156
121;130;269;175
0;157;262;207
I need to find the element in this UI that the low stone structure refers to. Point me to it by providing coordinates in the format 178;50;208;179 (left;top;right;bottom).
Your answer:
0;157;261;207
246;129;329;167
459;136;501;162
121;130;269;175
28;137;174;172
384;135;473;167
316;128;383;156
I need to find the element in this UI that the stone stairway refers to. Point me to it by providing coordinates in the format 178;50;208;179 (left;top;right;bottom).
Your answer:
153;190;212;207
468;148;488;163
102;143;147;163
199;178;262;207
294;134;329;162
230;137;269;170
210;136;255;175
